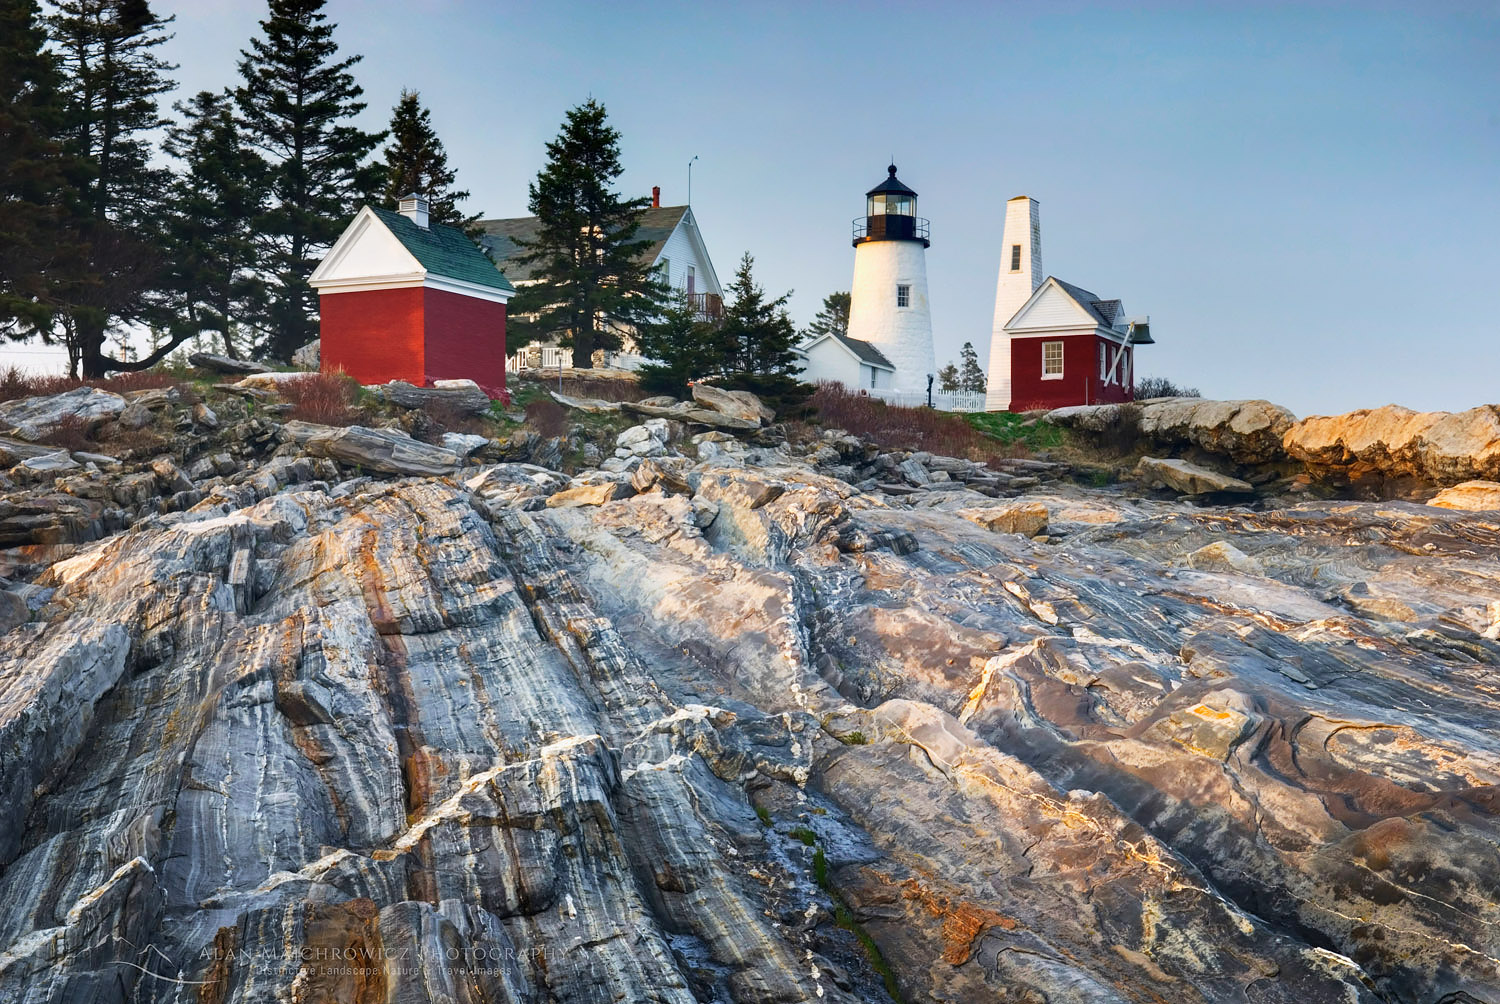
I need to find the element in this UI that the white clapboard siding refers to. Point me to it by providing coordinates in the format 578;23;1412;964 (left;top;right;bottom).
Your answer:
653;213;722;296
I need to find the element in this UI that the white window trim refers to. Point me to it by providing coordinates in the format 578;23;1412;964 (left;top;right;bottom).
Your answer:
896;283;911;309
1041;340;1065;380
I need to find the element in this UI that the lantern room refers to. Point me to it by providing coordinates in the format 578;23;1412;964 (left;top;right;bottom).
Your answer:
854;164;930;247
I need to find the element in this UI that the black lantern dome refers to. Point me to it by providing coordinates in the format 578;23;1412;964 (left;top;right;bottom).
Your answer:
853;164;930;247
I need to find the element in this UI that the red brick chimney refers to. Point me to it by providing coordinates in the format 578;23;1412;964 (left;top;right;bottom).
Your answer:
652;186;660;208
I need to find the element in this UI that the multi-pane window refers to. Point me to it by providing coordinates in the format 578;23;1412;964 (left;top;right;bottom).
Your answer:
1042;341;1064;378
896;284;910;308
1010;244;1022;271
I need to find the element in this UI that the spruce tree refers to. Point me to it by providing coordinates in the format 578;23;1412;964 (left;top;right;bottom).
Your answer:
0;0;87;338
509;99;666;367
161;90;268;357
802;291;850;341
635;291;717;397
378;89;478;235
715;252;807;410
958;340;987;393
937;362;960;392
237;0;383;362
47;0;178;377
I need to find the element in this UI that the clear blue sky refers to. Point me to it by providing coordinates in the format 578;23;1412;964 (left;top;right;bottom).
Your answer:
154;0;1497;416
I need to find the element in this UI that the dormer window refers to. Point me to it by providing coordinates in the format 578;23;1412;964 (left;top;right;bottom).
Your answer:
1010;244;1022;271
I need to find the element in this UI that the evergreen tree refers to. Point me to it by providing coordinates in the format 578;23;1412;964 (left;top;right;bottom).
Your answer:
508;99;666;367
937;361;960;392
378;89;478;235
47;0;179;377
237;0;383;361
958;340;986;393
161;90;268;357
0;0;87;339
714;252;808;411
802;290;850;340
635;291;717;397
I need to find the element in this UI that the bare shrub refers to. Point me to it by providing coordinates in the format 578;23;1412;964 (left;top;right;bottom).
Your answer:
524;398;568;438
277;372;364;426
806;382;1028;463
1134;376;1201;399
0;366;191;404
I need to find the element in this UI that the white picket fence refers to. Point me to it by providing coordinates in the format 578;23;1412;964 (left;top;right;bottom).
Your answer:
864;388;988;412
506;345;572;373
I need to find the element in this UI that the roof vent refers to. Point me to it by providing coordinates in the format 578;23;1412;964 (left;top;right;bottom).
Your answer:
398;192;429;230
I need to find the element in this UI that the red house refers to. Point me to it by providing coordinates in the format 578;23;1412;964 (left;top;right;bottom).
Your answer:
984;196;1153;412
309;194;515;399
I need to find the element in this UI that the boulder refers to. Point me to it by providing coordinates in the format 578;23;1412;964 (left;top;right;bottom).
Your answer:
0;387;127;441
15;450;80;475
281;420;462;476
291;339;320;370
188;351;270;375
1134;456;1254;495
1184;541;1263;575
622;400;759;431
957;501;1049;536
236;371;319;391
1427;480;1500;512
546;481;627;508
117;401;153;430
691;384;773;424
1283;404;1500;485
369;380;492;415
440;432;491;457
1046;398;1295;464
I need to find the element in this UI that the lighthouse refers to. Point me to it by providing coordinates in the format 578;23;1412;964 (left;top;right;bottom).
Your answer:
846;164;935;393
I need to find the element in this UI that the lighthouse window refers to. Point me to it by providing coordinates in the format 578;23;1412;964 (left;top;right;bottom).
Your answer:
896;284;910;308
1042;341;1064;379
1010;245;1022;271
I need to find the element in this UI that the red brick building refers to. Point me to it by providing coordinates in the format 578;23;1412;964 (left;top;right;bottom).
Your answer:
309;194;514;399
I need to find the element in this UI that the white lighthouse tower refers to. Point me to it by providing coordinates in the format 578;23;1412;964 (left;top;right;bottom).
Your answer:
846;164;935;393
984;196;1042;411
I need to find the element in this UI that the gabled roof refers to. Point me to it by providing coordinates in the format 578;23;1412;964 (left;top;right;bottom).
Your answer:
804;330;895;370
1050;278;1121;329
368;207;515;293
476;205;691;284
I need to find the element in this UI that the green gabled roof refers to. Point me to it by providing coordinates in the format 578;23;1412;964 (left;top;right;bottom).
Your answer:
370;207;515;294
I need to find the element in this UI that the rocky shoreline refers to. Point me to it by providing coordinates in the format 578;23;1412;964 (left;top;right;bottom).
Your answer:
0;378;1496;1002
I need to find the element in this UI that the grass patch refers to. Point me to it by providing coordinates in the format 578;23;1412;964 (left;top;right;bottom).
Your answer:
755;805;772;827
837;731;868;746
801;382;1029;464
788;827;817;846
835;903;904;1002
963;410;1064;451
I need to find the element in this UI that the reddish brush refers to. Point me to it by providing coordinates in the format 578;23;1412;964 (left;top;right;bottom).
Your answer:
806;382;1026;464
524;398;568;438
277;372;364;426
0;366;188;404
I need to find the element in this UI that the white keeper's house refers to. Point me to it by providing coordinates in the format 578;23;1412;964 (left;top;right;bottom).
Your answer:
478;188;722;368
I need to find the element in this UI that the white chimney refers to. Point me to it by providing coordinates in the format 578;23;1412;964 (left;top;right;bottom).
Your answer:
398;191;429;229
984;196;1043;411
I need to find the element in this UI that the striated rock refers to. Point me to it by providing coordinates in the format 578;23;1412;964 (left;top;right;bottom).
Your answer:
550;390;622;413
1135;455;1255;495
281;420;461;476
690;384;773;424
192;402;218;428
439;432;490;457
0;387;127;441
957;500;1049;536
1047;398;1296;463
116;400;152;430
1285;403;1500;486
1428;480;1500;511
546;480;628;507
1;438;1499;1003
622;399;759;431
188;351;270;375
234;370;318;391
374;378;492;415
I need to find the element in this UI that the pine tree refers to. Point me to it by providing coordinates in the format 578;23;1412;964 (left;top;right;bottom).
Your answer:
715;252;807;411
378;89;478;235
237;0;383;362
0;0;88;339
937;362;960;392
508;99;666;367
802;291;850;340
958;340;986;393
48;0;179;377
161;90;268;357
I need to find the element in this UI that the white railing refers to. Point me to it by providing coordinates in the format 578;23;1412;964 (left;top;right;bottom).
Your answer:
863;387;988;412
506;345;571;373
